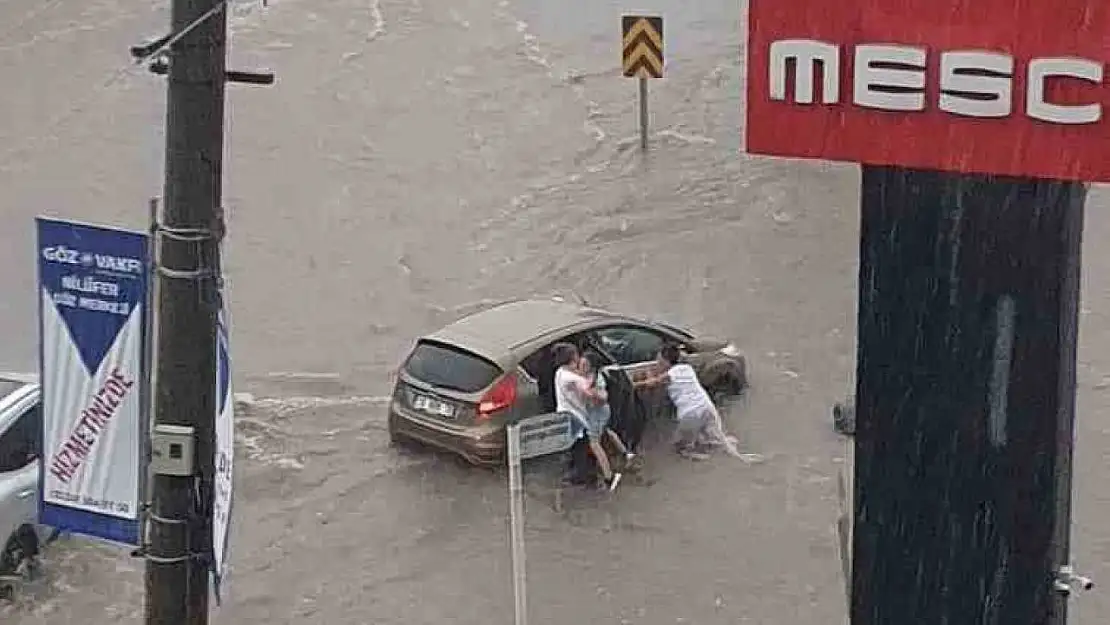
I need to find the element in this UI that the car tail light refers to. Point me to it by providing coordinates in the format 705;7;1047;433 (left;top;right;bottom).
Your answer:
478;374;517;419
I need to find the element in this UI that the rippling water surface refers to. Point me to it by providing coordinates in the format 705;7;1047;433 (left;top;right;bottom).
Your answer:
2;0;1109;623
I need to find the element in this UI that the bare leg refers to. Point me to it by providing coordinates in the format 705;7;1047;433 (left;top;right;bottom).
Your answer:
587;438;614;480
604;429;630;456
703;405;743;457
673;418;708;459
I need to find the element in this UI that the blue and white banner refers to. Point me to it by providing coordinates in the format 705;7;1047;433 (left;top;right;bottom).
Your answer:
212;305;234;599
37;217;147;545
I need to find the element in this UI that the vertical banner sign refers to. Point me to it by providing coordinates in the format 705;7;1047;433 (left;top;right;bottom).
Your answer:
36;218;147;546
212;306;234;600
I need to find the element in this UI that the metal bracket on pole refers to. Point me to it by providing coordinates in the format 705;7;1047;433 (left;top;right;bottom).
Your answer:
145;58;276;85
153;215;224;276
130;36;173;61
130;33;276;86
153;218;226;316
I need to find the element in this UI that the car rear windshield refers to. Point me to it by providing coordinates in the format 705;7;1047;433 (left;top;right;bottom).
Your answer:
403;340;503;393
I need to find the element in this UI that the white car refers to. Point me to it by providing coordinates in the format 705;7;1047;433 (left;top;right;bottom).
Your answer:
0;373;46;594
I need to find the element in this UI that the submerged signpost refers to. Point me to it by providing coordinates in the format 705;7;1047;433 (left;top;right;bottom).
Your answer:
746;0;1106;623
622;15;664;151
505;412;576;625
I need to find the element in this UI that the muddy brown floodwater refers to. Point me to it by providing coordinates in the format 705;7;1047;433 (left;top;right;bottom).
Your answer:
1;0;1109;623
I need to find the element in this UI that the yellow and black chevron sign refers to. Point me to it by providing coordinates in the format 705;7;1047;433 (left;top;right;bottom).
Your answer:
621;15;663;79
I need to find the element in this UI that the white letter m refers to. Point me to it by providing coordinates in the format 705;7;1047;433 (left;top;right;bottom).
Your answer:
769;39;840;105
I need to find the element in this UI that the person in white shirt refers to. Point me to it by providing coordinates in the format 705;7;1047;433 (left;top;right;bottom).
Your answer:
634;344;740;459
552;342;622;491
577;353;637;469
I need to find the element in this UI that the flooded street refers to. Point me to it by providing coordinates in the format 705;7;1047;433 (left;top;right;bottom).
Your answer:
2;0;1109;623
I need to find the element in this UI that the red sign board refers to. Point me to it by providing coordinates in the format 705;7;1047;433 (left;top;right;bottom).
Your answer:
746;0;1110;182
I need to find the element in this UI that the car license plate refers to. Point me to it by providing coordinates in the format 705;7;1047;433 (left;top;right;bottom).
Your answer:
412;394;455;418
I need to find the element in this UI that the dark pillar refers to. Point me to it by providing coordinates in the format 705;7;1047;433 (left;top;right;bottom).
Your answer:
850;166;1084;625
144;0;226;623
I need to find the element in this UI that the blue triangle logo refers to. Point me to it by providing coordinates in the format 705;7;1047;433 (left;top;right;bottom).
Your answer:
53;290;137;375
38;219;149;377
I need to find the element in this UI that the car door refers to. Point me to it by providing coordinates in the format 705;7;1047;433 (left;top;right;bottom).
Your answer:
590;325;672;419
0;401;42;552
593;363;648;451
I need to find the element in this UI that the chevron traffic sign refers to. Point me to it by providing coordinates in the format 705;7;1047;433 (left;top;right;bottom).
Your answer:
622;15;663;79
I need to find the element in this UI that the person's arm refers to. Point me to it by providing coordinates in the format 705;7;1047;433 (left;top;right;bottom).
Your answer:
633;371;669;389
575;378;607;403
593;385;608;403
560;374;604;404
595;375;609;402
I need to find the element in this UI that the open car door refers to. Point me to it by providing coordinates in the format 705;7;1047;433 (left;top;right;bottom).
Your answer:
583;332;672;422
599;365;650;452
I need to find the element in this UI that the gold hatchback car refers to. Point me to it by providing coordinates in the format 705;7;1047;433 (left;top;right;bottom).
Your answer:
387;299;748;466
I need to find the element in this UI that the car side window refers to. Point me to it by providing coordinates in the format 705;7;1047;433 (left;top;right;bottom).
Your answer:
0;403;41;473
594;326;665;365
519;350;546;381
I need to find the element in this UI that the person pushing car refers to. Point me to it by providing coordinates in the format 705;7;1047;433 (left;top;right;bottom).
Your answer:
633;343;741;459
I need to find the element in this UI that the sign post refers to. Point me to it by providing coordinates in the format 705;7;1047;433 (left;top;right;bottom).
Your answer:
622;15;664;151
36;217;149;546
746;1;1105;623
506;423;528;625
505;413;576;625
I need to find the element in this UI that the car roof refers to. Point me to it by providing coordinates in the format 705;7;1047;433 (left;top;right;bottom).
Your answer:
422;299;641;362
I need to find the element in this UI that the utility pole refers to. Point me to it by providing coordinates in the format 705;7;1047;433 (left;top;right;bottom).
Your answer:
133;0;272;621
131;0;272;622
143;0;227;622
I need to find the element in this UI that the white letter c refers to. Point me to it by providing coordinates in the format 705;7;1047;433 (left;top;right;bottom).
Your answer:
1027;58;1103;124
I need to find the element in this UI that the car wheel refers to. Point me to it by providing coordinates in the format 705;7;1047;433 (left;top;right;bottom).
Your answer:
714;375;741;399
705;358;747;398
707;371;743;403
734;357;748;391
708;385;728;406
388;424;408;447
724;356;748;395
0;530;36;585
387;415;419;450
